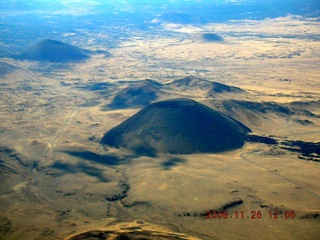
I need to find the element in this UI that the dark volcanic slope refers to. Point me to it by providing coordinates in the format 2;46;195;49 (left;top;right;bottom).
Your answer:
209;81;244;94
167;76;245;96
101;98;251;154
0;62;18;76
108;80;163;109
202;33;224;42
167;76;213;89
14;39;90;63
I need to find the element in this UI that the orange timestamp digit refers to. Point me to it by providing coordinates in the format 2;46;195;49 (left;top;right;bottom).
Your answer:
268;210;295;219
205;210;229;219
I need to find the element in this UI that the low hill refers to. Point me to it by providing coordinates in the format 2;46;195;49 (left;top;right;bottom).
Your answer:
107;80;164;109
209;81;245;95
101;98;251;155
202;99;318;135
167;76;213;89
202;33;224;42
14;39;90;63
167;76;245;97
0;62;18;76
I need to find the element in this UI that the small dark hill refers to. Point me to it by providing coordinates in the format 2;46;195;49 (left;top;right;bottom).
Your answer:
167;76;213;89
202;33;224;42
107;80;164;109
101;98;251;154
14;39;90;63
167;76;245;96
209;81;245;95
0;62;18;76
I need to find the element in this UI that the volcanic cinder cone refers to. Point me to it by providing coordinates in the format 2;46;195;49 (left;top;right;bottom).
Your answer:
15;39;90;63
101;98;251;155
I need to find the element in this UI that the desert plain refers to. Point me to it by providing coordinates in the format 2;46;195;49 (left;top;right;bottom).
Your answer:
0;14;320;240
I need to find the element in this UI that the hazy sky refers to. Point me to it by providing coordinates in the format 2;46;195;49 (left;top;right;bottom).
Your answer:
1;0;319;18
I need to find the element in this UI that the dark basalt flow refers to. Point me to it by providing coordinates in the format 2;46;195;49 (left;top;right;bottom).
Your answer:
200;199;244;217
281;140;320;162
218;199;244;211
105;182;130;202
245;135;278;145
300;212;320;219
199;199;243;218
101;98;251;155
245;135;320;162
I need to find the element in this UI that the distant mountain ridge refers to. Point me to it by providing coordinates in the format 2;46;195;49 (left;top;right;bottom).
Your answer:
14;39;90;63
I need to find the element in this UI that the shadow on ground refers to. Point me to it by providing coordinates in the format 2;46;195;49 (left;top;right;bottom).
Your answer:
62;150;121;165
52;161;111;182
162;157;186;170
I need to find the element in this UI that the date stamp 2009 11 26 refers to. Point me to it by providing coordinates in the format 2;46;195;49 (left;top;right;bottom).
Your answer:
205;210;296;220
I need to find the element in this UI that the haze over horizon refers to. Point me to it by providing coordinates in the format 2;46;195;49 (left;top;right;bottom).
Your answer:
1;0;319;17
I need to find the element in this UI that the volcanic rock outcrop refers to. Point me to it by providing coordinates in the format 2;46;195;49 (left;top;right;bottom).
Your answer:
101;98;251;154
